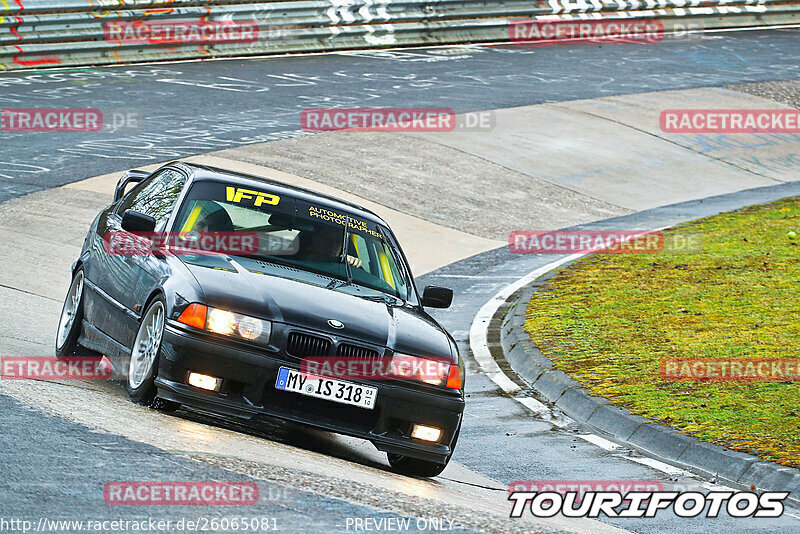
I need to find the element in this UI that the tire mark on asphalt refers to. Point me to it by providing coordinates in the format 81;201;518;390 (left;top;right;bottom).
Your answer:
552;103;787;183
0;282;59;301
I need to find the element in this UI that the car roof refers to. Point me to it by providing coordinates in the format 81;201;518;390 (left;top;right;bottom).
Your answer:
170;161;389;227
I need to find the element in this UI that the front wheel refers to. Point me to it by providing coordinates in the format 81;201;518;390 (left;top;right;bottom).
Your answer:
387;454;449;477
127;297;179;412
387;426;460;478
55;269;97;357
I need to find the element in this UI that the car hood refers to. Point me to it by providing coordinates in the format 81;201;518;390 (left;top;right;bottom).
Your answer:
180;257;454;361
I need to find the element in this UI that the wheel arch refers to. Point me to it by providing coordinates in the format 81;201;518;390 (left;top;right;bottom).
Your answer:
140;288;167;319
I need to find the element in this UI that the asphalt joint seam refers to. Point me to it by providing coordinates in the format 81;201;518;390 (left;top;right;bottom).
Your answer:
0;282;60;302
551;101;786;184
405;132;630;212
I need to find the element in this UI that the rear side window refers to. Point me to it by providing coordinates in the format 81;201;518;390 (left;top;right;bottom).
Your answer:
118;169;187;230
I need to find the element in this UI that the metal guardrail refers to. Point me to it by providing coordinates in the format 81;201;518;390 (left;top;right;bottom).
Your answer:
1;0;798;71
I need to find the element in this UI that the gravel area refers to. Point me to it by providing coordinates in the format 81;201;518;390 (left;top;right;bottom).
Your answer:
726;78;800;108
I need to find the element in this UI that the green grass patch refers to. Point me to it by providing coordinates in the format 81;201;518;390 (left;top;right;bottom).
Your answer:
524;197;800;467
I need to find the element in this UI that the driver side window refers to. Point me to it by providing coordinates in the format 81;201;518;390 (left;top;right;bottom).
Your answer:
118;169;187;230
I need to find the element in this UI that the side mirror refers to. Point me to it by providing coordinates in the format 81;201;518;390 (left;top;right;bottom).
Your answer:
113;169;150;202
421;286;453;309
121;210;156;233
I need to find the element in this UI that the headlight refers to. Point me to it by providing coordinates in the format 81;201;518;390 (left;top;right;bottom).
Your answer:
390;353;456;387
207;308;236;336
236;315;264;340
177;303;271;345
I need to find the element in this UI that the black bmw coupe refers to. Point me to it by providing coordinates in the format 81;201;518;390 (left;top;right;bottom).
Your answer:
55;162;464;477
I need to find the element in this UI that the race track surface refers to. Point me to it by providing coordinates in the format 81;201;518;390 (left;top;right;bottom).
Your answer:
2;29;800;202
2;29;800;533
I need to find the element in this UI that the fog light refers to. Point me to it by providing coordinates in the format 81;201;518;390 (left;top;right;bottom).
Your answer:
187;372;221;392
411;424;441;442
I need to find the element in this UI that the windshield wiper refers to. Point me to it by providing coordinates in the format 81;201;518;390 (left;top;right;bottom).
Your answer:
339;216;353;285
239;254;350;285
326;278;350;290
357;293;402;305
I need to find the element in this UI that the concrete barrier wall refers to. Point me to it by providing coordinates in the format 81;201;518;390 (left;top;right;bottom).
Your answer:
1;0;799;70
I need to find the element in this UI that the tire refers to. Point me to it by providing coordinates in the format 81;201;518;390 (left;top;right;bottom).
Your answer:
387;426;460;478
55;269;98;358
151;397;181;413
126;296;179;411
387;454;448;477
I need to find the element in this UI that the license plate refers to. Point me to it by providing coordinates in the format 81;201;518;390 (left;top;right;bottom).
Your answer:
275;367;377;410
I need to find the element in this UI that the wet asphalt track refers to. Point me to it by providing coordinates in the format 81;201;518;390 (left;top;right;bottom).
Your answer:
3;30;800;533
2;29;800;202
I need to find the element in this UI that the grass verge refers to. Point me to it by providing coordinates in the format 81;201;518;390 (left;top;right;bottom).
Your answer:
524;197;800;467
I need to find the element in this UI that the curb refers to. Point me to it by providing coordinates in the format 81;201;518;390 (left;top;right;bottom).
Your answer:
500;269;800;504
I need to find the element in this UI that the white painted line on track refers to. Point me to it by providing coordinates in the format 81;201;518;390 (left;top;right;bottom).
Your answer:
625;456;686;477
468;253;581;397
435;275;525;279
578;430;767;496
515;396;551;418
577;433;623;452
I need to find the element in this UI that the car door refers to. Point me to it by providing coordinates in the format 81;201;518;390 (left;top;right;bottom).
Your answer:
91;168;188;348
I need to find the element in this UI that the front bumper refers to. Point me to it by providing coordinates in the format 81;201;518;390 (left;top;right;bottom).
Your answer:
156;324;465;464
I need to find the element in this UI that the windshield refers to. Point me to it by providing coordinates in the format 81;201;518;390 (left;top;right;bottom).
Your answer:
173;180;410;301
